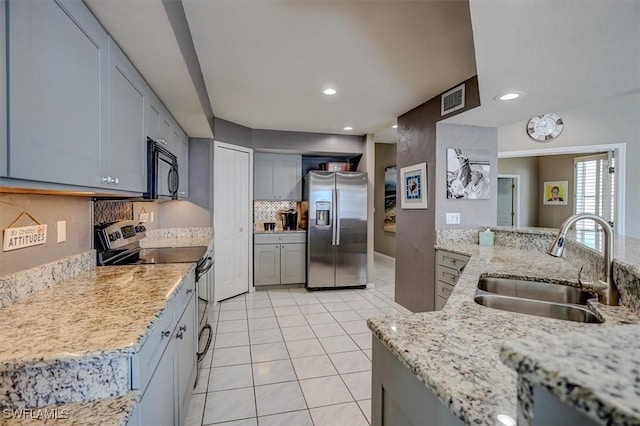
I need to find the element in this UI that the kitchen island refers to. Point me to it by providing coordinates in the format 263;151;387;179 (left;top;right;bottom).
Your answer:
368;234;640;426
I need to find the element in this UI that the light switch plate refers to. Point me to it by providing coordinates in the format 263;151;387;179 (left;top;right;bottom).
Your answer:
57;220;66;243
446;212;461;225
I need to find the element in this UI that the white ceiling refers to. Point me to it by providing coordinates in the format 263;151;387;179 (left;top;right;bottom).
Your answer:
84;0;213;138
446;0;640;128
182;0;477;139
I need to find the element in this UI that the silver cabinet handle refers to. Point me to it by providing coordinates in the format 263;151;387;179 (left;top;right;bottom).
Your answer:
186;289;193;295
114;177;119;185
103;176;112;184
162;331;171;338
179;325;187;332
176;331;184;340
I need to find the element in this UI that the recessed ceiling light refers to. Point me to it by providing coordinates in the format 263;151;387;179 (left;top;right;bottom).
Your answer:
343;126;353;131
494;93;521;101
323;88;337;95
392;125;398;129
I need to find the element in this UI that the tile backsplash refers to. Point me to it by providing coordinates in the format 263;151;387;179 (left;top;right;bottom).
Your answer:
93;200;133;225
254;201;297;230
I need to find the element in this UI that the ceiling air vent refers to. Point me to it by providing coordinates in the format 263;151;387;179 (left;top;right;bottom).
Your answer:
441;84;465;116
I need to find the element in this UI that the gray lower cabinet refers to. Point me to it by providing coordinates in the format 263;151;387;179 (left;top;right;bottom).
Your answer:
132;272;197;426
254;153;302;200
531;384;599;426
434;250;470;311
372;336;463;426
7;0;108;187
107;37;146;192
254;233;306;285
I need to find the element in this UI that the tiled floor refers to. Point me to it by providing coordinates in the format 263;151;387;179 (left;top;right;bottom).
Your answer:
186;253;405;426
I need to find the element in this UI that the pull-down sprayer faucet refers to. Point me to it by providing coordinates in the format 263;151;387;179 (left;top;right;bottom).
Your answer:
547;213;618;306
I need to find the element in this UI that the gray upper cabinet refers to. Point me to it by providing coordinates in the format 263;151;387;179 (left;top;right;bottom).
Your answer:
172;127;189;199
145;89;164;142
8;0;108;187
0;0;7;177
254;153;302;200
107;37;146;192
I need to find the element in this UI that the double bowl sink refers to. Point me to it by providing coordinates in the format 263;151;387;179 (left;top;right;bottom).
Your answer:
474;277;603;323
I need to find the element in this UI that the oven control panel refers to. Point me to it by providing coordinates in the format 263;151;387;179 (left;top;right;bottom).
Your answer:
96;220;146;250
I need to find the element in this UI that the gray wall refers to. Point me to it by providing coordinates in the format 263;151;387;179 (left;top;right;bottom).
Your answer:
374;143;396;258
497;157;539;227
498;92;640;238
0;194;92;275
435;123;498;229
214;118;365;155
395;75;480;313
537;154;575;228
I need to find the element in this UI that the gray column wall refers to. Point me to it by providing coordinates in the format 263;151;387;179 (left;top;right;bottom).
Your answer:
435;123;498;229
374;143;396;258
395;76;480;313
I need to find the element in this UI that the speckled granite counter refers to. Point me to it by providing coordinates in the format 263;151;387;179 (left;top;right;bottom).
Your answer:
367;244;640;426
501;325;640;426
139;227;213;250
1;393;138;426
0;263;195;408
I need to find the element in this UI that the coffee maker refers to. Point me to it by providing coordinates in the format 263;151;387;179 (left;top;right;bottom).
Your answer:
279;209;298;231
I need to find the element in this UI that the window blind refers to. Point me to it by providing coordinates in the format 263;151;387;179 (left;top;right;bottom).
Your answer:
574;153;615;231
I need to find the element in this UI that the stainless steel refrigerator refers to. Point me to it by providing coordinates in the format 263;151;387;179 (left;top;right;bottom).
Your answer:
305;171;368;289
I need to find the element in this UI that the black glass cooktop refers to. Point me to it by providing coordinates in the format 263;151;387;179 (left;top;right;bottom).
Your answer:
137;246;208;264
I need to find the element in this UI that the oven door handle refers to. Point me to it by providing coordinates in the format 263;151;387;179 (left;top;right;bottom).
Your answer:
196;256;214;281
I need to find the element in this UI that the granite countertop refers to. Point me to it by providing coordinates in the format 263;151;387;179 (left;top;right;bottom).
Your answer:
254;229;307;234
367;244;640;426
0;263;195;371
1;393;139;426
501;325;640;426
139;227;214;250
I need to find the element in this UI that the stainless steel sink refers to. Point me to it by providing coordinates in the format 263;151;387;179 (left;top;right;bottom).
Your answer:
474;277;603;323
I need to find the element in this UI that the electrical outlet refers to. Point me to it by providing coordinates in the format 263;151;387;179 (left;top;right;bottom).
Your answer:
446;212;461;225
57;220;66;242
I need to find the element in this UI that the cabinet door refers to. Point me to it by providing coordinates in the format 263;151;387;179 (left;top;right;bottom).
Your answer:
174;127;189;199
175;296;197;424
254;244;280;285
145;88;163;142
138;339;175;425
8;0;108;187
274;154;302;200
107;37;146;192
0;0;6;177
254;153;276;200
280;243;306;284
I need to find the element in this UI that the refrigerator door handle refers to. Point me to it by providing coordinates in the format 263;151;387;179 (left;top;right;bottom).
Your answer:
336;188;341;246
331;188;337;245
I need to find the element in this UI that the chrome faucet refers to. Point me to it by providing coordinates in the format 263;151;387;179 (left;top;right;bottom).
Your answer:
547;213;618;306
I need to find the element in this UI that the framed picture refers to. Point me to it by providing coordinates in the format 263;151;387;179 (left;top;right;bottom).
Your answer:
446;148;491;200
543;181;568;205
400;163;427;209
384;166;397;233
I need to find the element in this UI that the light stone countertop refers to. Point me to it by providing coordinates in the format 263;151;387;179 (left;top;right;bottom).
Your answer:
367;244;640;426
0;263;195;371
1;393;139;426
139;227;214;250
501;325;640;426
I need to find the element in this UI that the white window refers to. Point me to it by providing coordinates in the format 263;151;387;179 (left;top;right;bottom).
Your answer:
574;152;615;232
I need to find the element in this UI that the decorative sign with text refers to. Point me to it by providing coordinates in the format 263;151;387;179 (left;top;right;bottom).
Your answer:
3;224;48;251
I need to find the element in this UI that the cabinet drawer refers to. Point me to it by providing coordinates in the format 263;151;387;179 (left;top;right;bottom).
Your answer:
254;233;306;244
435;281;455;299
174;271;196;319
436;265;459;286
131;303;174;393
435;296;448;311
436;250;469;272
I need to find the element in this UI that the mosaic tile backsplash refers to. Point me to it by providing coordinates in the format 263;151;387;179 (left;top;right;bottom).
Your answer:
93;201;133;225
254;201;297;229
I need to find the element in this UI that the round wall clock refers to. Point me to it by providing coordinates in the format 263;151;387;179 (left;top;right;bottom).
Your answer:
526;113;564;142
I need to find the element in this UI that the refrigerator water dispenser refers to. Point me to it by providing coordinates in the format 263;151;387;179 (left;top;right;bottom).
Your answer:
315;201;331;227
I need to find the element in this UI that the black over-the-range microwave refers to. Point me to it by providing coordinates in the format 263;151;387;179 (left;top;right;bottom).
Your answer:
144;137;179;200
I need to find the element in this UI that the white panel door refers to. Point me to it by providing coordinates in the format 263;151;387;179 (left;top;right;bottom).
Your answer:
497;178;514;226
215;144;250;301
